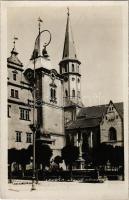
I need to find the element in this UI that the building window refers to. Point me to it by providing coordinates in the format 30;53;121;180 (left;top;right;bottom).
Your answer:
78;78;80;83
8;105;11;118
11;89;19;98
65;89;68;97
72;64;74;72
72;89;75;97
13;73;17;81
26;133;32;143
109;127;117;141
72;77;75;81
16;131;22;142
12;70;18;81
19;108;30;121
15;90;19;98
11;89;14;97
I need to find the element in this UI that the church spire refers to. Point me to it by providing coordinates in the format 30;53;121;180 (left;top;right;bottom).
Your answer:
62;8;77;60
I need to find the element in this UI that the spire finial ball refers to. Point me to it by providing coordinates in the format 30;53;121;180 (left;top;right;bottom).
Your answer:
67;7;70;16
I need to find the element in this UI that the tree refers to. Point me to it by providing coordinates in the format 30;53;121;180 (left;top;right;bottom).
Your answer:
92;143;116;168
27;141;53;170
61;145;79;171
17;149;30;177
8;148;17;183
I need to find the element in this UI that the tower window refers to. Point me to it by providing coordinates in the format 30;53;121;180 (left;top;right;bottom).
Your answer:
65;89;68;97
16;131;22;142
77;91;80;98
64;66;67;72
78;78;80;83
72;89;75;97
77;66;79;73
50;88;57;103
72;64;75;72
72;77;75;81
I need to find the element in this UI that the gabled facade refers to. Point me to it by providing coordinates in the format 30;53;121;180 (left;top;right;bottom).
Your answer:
66;101;124;153
100;101;123;146
7;46;33;150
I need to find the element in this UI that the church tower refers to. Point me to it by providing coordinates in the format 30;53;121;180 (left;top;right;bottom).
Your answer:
59;9;83;124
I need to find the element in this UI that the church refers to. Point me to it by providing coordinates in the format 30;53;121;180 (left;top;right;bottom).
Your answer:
7;9;124;167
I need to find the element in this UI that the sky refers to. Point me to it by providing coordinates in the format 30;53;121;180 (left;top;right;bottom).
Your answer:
7;2;127;107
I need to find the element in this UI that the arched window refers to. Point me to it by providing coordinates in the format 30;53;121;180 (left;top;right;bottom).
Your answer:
72;89;75;97
53;89;56;99
109;127;117;141
50;88;57;103
65;89;68;97
72;64;74;72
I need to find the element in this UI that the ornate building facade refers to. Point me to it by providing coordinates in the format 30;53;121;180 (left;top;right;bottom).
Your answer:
8;10;124;164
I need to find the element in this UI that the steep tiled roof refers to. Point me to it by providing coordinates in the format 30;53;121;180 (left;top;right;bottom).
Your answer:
77;104;108;119
66;117;101;130
66;102;123;130
77;102;123;119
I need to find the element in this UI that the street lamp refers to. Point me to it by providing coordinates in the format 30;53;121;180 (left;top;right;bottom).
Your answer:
30;20;51;191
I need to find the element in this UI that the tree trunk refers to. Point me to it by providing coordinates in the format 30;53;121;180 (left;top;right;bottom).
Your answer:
70;164;73;181
21;165;25;178
9;164;12;183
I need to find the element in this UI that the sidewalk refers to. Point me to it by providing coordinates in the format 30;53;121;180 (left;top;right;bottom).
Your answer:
4;180;128;200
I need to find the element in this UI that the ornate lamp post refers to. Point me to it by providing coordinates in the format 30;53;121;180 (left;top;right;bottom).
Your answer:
30;18;51;191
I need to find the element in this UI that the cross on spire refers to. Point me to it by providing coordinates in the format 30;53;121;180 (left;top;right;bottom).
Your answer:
38;17;43;34
67;7;70;16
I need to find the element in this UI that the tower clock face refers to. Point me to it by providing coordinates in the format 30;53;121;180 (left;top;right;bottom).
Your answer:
24;69;34;82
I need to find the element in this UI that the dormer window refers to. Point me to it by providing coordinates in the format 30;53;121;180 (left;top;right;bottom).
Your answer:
12;70;18;81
